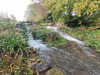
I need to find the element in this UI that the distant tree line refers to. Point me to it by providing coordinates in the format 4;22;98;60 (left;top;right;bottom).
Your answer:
25;0;100;27
0;12;17;23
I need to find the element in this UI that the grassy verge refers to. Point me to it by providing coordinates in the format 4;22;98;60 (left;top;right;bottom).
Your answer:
60;26;100;52
30;25;67;47
0;23;41;74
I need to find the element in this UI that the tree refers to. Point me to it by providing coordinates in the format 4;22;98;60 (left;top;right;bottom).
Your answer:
72;0;100;26
43;0;77;26
43;0;100;26
25;1;47;22
43;0;66;22
0;12;10;22
10;14;17;22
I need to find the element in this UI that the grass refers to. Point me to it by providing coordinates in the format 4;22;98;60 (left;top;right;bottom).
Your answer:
60;26;100;52
30;25;67;47
0;23;40;74
0;22;16;31
0;32;27;54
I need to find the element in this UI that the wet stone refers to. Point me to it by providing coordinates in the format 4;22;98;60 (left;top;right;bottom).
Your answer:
32;62;52;75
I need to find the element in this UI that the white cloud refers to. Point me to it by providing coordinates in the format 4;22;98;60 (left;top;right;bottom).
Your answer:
0;0;31;21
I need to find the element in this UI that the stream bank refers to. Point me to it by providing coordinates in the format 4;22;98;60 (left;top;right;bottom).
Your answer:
26;25;63;75
58;25;100;52
26;24;100;75
0;25;59;75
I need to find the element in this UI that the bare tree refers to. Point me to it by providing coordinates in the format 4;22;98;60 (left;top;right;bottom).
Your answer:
10;14;17;22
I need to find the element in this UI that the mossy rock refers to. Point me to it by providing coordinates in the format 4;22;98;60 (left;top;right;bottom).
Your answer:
45;68;63;75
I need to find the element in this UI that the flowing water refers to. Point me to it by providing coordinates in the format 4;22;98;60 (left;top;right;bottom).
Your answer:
26;25;100;75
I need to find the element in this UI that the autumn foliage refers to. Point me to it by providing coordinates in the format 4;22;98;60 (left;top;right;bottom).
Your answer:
25;0;100;26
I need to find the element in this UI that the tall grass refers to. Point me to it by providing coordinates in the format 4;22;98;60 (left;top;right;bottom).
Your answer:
0;33;27;55
0;25;33;74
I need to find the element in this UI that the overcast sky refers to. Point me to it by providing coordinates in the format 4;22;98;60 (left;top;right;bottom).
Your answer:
0;0;31;21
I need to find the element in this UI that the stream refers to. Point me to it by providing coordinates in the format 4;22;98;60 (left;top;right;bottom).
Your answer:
26;25;100;75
